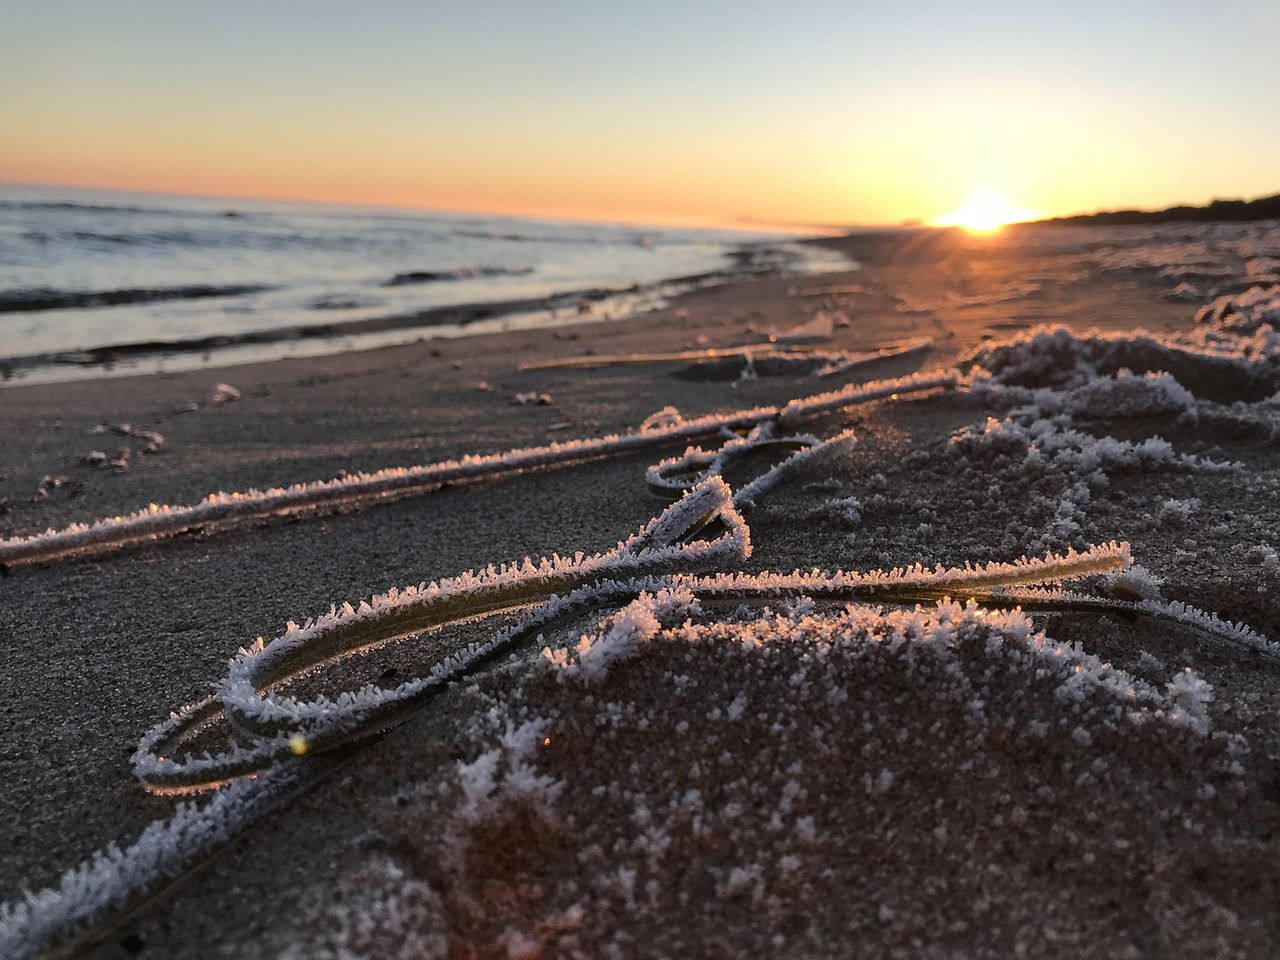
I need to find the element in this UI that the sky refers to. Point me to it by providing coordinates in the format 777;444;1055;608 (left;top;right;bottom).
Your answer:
2;1;1278;229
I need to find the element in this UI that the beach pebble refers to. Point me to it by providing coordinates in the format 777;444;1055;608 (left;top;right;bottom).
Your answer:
137;431;166;454
512;391;553;406
32;475;74;502
82;450;108;467
210;383;241;404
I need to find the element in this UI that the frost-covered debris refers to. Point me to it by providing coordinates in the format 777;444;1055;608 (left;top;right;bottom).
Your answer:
944;321;1271;556
31;474;75;502
975;368;1198;420
512;391;553;406
1103;562;1164;601
1165;281;1204;302
1196;283;1280;335
730;431;855;510
298;597;1257;958
1159;497;1201;525
0;369;955;567
102;421;167;453
1063;369;1195;417
967;324;1280;401
948;408;1232;554
210;382;241;404
1249;544;1280;577
824;495;862;525
542;588;700;683
951;413;1233;479
638;406;683;432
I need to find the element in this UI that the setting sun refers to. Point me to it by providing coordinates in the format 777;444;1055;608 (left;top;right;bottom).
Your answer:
933;191;1041;233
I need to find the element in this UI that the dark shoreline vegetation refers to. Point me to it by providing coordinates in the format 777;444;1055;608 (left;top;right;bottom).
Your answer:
0;242;816;375
1039;192;1280;226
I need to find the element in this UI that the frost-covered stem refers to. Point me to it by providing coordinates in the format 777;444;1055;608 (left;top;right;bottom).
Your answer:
924;587;1280;660
645;435;818;499
732;430;856;510
0;772;293;960
132;478;751;793
0;370;956;567
816;337;934;377
866;543;1131;596
133;538;1135;795
519;344;819;371
777;370;959;424
518;336;932;375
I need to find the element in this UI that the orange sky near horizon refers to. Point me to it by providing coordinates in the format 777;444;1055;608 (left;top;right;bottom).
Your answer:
3;2;1278;230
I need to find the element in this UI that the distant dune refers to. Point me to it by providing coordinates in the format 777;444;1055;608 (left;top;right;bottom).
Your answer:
1040;191;1280;225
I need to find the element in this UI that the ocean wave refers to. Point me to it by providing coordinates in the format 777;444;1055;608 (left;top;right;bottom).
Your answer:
0;199;155;214
452;228;660;246
0;284;273;314
382;266;534;287
308;294;383;311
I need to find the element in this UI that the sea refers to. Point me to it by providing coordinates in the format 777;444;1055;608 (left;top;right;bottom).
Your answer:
0;185;847;383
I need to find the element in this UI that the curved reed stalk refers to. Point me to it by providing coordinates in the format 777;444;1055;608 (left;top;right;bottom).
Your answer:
133;477;752;794
645;429;824;500
518;344;819;370
816;337;933;377
953;586;1280;660
516;336;931;374
0;370;957;568
134;530;1133;796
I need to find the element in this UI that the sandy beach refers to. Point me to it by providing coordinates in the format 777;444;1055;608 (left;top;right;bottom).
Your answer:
3;223;1280;958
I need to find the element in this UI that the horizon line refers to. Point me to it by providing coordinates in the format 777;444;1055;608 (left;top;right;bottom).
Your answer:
0;177;829;236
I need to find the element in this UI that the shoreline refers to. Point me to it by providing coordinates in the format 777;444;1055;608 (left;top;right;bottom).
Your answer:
0;239;850;387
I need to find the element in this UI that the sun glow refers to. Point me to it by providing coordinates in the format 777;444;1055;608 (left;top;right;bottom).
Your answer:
933;191;1040;233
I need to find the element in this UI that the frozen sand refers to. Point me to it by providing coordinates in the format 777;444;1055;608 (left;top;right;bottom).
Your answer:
3;224;1280;958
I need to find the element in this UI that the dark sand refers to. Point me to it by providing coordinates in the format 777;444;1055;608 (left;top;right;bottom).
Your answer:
3;227;1279;958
